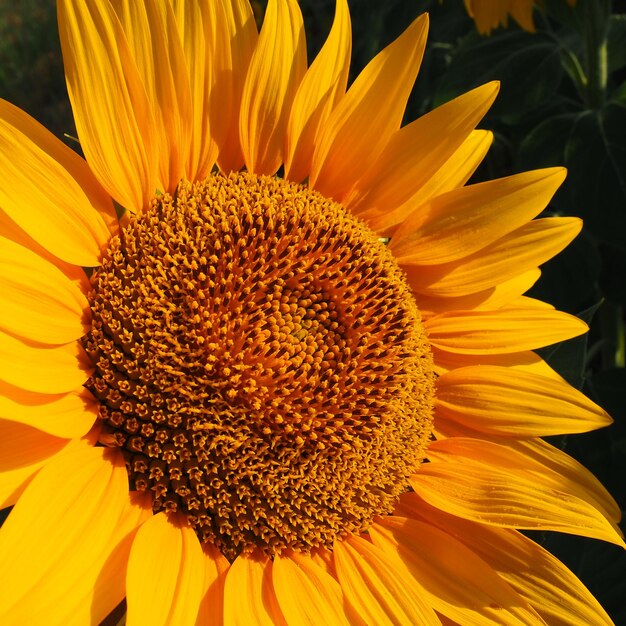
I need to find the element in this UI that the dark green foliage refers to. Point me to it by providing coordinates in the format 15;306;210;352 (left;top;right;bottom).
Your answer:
0;0;73;140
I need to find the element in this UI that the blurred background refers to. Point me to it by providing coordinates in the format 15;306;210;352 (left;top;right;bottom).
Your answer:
1;0;624;622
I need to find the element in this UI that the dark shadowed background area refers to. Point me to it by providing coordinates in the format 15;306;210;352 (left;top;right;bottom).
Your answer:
1;0;624;622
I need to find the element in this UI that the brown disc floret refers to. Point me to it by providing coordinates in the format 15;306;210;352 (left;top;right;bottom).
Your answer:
82;172;434;560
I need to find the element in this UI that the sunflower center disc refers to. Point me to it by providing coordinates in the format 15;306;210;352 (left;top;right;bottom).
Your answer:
83;172;435;559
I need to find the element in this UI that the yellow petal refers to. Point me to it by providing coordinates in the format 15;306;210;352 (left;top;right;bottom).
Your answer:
425;307;588;354
334;534;440;625
111;0;192;193
348;82;499;215
310;13;429;201
284;0;351;182
169;0;226;181
195;544;230;626
0;379;96;439
223;552;286;626
272;551;351;625
92;491;153;624
406;217;581;297
432;348;566;381
427;437;620;528
370;517;542;625
0;419;73;508
466;0;521;34
0;208;91;294
0;99;116;235
126;512;206;626
216;0;258;173
410;459;625;546
365;130;493;233
435;365;611;436
58;0;159;213
0;99;113;266
414;269;541;318
0;446;142;625
391;167;566;264
516;294;557;309
0;418;68;471
0;235;90;344
0;331;90;394
399;494;614;626
309;546;338;578
510;438;621;523
430;414;491;440
509;1;536;32
240;0;306;175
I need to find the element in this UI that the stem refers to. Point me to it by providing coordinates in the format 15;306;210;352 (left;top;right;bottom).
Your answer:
584;0;610;109
560;43;589;103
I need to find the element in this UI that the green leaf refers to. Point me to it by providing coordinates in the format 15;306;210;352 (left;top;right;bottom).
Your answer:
518;112;580;169
565;104;626;249
540;0;582;29
608;14;626;73
519;103;626;249
433;30;563;122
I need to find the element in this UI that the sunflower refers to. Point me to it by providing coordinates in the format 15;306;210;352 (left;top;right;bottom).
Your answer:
464;0;577;35
0;0;622;624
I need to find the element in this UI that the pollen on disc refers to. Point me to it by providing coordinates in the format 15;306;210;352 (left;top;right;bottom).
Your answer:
82;171;435;560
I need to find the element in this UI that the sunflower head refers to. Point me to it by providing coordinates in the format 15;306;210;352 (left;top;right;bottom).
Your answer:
83;171;435;558
0;0;620;624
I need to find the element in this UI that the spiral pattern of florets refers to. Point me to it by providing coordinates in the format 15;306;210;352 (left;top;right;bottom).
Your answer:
82;172;434;559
